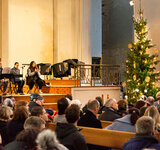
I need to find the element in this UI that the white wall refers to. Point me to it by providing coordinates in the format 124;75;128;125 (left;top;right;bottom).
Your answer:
135;0;160;70
4;0;53;68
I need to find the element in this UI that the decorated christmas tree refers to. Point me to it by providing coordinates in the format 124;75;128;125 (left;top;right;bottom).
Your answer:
124;10;160;104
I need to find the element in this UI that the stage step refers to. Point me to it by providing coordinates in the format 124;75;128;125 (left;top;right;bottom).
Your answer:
3;94;65;103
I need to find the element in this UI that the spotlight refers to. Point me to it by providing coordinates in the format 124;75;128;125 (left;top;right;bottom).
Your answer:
130;0;134;6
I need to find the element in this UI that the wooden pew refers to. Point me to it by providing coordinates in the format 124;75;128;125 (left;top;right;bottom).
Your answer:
100;120;112;129
46;122;135;149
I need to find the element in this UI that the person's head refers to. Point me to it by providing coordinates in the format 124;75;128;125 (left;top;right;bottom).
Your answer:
128;108;140;125
70;99;82;108
118;100;127;111
0;105;12;122
3;96;16;109
12;106;29;123
156;91;160;99
87;99;100;115
31;106;48;122
146;96;155;106
144;106;160;126
65;104;80;125
57;97;69;115
24;116;46;131
65;94;72;101
136;116;154;136
14;62;19;69
15;100;28;110
36;129;60;150
16;129;40;150
30;93;44;106
105;98;118;110
139;106;148;117
135;100;146;110
30;61;36;69
95;96;103;107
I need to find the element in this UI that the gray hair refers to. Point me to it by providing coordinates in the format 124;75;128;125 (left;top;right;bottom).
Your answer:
136;116;154;135
105;98;116;108
24;116;45;130
36;129;59;150
87;100;99;110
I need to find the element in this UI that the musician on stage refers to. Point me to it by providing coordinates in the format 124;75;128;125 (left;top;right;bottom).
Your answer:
10;62;25;94
27;61;44;94
0;62;9;95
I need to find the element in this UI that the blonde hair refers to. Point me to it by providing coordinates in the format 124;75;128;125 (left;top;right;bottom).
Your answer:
144;106;160;126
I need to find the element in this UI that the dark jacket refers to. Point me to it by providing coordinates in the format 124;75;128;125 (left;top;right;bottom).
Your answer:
123;134;160;150
78;110;102;128
4;141;31;150
28;101;41;112
10;67;20;82
6;120;24;144
98;107;121;121
0;120;7;146
56;123;88;150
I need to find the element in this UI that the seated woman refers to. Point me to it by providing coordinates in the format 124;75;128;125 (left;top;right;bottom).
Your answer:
27;61;44;94
105;108;140;132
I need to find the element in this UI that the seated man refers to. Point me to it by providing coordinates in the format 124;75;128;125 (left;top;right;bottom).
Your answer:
56;104;88;150
123;116;160;150
10;62;25;94
78;99;102;128
53;97;69;123
31;106;49;122
98;98;121;121
0;62;8;95
28;93;44;112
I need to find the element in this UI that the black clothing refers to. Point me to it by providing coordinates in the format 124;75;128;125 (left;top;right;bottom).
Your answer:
6;120;24;144
28;101;42;112
27;68;44;90
98;107;121;121
123;134;160;150
4;141;31;150
0;120;8;146
78;110;102;128
56;123;88;150
10;67;24;93
117;107;128;117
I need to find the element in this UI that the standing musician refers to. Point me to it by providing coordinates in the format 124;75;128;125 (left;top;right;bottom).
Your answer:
10;62;25;94
27;61;45;94
0;61;9;95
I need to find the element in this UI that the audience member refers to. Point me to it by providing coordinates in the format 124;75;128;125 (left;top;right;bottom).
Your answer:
96;96;105;114
31;106;49;122
139;106;148;117
65;94;72;103
144;106;160;131
28;93;44;112
78;99;102;128
36;129;68;150
53;97;69;123
24;116;46;131
123;116;160;150
4;129;40;150
135;100;146;110
98;99;121;121
70;99;83;116
117;100;128;117
56;104;88;150
154;91;160;112
106;108;140;132
0;106;11;146
146;96;155;106
0;134;2;150
7;106;29;143
3;96;16;110
15;100;28;110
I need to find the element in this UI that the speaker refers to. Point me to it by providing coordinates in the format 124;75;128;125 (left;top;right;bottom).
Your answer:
52;62;71;78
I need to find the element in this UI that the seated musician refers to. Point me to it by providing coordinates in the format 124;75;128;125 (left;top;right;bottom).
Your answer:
0;62;9;95
27;61;44;94
10;62;25;94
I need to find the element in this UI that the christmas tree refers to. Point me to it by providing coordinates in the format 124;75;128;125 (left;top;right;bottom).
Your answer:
124;10;160;104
